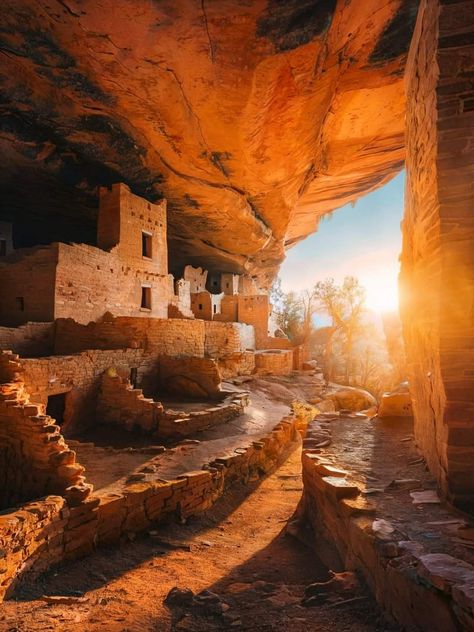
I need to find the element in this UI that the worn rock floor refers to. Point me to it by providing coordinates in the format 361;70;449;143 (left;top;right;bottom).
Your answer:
68;385;291;492
319;415;474;566
2;442;397;632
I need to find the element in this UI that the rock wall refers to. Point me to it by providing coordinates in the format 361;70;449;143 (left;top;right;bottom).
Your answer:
401;0;474;510
0;0;415;285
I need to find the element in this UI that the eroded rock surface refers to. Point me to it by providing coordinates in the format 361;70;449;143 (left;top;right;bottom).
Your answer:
0;0;417;283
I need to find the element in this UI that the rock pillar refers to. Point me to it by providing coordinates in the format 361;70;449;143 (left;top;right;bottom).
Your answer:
402;0;474;510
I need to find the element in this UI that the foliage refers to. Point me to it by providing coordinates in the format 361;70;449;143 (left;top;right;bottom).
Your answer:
271;275;400;394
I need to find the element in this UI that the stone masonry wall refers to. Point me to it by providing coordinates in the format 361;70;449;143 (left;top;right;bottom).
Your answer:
0;411;299;601
204;321;255;356
402;0;474;509
19;348;147;435
254;350;294;376
0;352;92;510
0;322;54;357
0;246;57;326
54;317;205;358
96;373;163;433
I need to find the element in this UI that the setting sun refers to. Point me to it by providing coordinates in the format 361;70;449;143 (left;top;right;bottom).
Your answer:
362;267;400;314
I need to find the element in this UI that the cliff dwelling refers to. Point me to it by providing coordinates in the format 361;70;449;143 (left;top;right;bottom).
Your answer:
0;0;473;630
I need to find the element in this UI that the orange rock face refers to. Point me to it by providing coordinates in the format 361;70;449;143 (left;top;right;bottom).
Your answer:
0;0;417;283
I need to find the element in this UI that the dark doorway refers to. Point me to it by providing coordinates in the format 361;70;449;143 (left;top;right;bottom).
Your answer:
46;392;67;425
130;367;138;388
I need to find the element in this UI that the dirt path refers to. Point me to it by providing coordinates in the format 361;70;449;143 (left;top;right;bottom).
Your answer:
2;442;396;632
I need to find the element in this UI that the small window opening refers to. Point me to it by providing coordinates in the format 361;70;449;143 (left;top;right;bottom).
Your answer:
213;304;217;314
199;303;203;310
16;297;24;311
141;286;152;309
213;280;218;286
226;282;229;288
142;232;152;258
130;367;138;388
47;393;67;426
0;240;6;256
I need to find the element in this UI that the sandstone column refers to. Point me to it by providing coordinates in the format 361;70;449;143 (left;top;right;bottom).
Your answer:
401;0;474;510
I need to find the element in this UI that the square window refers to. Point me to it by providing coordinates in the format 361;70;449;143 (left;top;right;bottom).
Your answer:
141;286;151;309
142;232;152;258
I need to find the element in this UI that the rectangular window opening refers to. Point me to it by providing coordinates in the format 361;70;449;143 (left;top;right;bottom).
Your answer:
130;367;138;388
199;303;203;310
141;286;152;309
46;392;67;426
16;297;24;311
213;304;217;314
142;232;152;258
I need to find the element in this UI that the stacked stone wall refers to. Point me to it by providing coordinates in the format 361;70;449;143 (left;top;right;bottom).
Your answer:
54;317;205;357
254;350;293;376
0;352;91;511
96;374;163;433
0;246;57;326
0;322;54;357
0;411;299;601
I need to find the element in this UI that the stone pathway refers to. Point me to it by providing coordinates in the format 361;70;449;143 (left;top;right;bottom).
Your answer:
3;443;396;632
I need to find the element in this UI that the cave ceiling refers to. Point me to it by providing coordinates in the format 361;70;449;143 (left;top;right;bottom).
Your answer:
0;0;418;285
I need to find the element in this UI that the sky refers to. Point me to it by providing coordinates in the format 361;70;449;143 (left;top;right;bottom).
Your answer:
279;170;405;315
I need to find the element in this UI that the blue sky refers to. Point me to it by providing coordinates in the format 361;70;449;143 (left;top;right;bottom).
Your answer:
279;170;405;314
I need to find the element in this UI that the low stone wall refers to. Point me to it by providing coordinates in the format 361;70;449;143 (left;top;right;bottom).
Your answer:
254;349;293;375
0;410;299;601
97;374;163;433
301;418;474;631
54;317;205;358
0;352;92;511
96;373;246;438
159;392;248;439
0;322;54;357
217;351;255;379
18;348;147;434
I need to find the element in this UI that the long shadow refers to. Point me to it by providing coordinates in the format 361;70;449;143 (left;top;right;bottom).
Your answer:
12;440;303;602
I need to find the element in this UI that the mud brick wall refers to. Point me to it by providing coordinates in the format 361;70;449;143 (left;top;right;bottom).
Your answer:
97;374;163;433
0;246;57;326
54;317;205;358
0;322;54;357
204;321;255;356
254;350;293;376
401;0;474;509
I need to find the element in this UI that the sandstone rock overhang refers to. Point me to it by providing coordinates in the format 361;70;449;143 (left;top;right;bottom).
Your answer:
0;0;418;285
